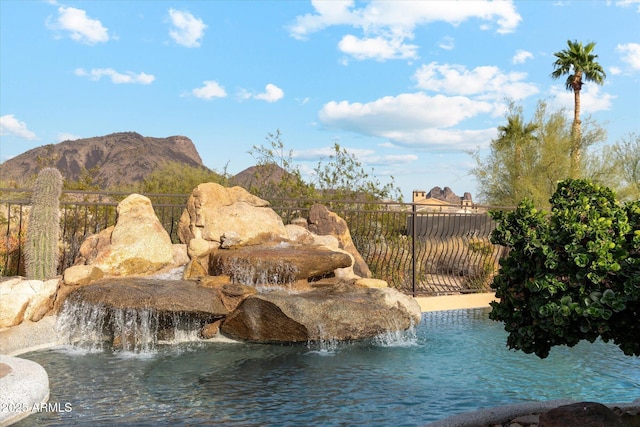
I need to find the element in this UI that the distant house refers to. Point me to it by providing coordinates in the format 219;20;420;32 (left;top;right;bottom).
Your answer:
406;188;495;239
412;190;472;213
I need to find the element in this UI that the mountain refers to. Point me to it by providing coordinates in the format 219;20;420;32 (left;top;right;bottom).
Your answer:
229;164;291;190
426;186;473;204
0;132;205;188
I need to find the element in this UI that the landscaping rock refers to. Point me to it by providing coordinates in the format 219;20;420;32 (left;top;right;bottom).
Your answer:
220;283;421;343
0;277;60;327
76;194;174;276
63;265;104;286
308;204;372;278
538;401;625;427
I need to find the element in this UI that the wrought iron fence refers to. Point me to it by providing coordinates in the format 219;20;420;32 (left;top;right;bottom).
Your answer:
0;188;510;296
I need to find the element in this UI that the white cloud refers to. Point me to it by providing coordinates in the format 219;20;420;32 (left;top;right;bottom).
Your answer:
47;6;109;45
338;34;418;61
57;133;80;142
293;145;417;167
253;84;285;103
438;36;455;51
616;43;640;72
413;62;539;101
0;114;37;140
319;92;497;150
289;1;521;61
75;68;155;84
384;127;498;150
191;81;227;100
316;60;540;151
367;153;419;166
615;0;640;12
548;84;615;115
512;49;533;64
321;93;493;129
168;9;206;48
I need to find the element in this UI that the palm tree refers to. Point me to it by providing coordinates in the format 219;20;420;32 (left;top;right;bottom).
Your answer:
494;103;538;201
551;40;606;178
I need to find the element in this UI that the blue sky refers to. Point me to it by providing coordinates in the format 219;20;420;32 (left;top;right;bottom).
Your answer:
1;0;639;201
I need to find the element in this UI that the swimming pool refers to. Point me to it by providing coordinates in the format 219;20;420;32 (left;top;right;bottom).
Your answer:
15;309;640;426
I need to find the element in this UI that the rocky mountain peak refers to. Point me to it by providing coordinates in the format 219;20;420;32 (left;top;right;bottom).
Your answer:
425;186;472;204
0;132;204;188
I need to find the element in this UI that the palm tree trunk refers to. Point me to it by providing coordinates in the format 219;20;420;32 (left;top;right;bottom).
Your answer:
570;74;583;178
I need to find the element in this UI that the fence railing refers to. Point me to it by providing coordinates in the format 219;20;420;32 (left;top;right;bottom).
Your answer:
1;188;510;296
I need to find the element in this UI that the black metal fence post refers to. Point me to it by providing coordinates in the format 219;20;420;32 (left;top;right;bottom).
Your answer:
411;202;417;297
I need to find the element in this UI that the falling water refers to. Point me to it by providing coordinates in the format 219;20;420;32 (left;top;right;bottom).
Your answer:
306;323;339;355
56;299;207;353
220;257;300;287
373;317;418;347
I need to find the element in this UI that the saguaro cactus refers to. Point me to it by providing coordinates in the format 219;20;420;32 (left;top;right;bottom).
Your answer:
25;167;63;279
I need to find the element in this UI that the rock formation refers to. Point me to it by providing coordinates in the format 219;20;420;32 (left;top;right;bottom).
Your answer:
0;278;60;328
75;194;175;276
426;186;472;204
221;284;421;343
3;181;421;345
308;204;372;278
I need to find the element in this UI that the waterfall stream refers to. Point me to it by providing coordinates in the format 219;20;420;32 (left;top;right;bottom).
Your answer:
56;299;207;353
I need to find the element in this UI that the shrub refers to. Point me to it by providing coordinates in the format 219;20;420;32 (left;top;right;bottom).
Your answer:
489;179;639;358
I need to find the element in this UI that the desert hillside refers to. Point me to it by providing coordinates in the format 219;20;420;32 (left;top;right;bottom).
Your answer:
0;132;205;188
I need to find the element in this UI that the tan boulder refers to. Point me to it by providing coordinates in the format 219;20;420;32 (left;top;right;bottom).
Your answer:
188;237;215;258
172;244;189;266
308;204;372;278
63;265;104;286
0;277;60;327
77;194;174;276
177;183;288;246
286;224;320;245
355;278;388;288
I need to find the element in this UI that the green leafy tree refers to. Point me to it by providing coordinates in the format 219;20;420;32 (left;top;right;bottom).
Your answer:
551;40;606;177
609;133;640;201
313;142;401;202
138;161;227;198
472;102;547;206
247;130;316;201
248;130;400;203
471;101;606;207
588;133;640;202
489;179;639;358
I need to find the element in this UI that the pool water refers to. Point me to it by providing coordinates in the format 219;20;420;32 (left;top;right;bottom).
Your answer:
16;309;640;426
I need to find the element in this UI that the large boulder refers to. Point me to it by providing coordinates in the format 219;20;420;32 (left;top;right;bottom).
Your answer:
539;402;626;427
220;284;421;343
0;277;60;327
76;194;174;276
177;183;288;246
308;204;372;278
66;278;229;316
210;244;353;284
